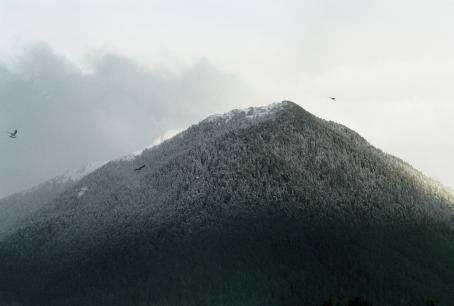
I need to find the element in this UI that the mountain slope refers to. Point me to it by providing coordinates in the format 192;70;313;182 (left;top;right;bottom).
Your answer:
0;101;453;306
0;161;106;239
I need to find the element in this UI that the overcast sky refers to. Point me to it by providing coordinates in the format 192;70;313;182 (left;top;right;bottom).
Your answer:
1;0;453;197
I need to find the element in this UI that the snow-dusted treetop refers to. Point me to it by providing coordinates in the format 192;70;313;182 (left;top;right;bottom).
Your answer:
77;186;89;198
119;102;289;162
204;102;285;123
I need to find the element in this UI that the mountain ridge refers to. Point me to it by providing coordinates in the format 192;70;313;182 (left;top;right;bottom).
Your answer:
0;160;108;239
0;101;453;306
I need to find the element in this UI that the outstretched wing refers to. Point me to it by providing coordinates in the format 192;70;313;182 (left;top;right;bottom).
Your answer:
7;130;18;137
134;164;146;171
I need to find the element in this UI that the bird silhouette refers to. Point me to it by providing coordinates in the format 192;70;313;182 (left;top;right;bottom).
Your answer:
7;129;17;139
328;97;336;101
134;164;146;171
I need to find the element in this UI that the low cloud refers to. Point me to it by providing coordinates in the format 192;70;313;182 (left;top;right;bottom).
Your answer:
0;44;256;198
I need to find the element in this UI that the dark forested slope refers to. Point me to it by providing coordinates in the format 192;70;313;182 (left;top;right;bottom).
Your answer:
0;101;453;306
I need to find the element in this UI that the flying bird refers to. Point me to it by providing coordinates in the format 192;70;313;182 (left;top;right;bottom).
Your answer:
134;164;146;171
7;129;17;139
328;97;336;101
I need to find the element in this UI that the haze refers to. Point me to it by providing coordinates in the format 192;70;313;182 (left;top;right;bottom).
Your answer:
1;0;453;197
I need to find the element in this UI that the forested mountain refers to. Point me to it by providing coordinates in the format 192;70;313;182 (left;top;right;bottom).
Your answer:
0;101;453;306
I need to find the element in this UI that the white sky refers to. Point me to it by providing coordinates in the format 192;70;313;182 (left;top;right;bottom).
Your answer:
0;0;453;195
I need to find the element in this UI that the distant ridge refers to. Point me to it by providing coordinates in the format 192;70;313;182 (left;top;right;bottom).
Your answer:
0;161;106;238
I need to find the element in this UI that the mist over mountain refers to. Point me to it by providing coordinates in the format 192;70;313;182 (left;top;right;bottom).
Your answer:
0;161;106;239
0;101;453;306
0;45;256;198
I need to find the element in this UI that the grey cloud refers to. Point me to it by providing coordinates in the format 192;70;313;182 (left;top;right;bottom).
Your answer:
0;44;256;198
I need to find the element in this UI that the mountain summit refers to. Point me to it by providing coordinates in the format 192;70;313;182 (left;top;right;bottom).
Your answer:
0;101;453;306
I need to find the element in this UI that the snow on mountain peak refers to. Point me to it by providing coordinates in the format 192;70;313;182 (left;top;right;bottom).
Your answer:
119;102;291;162
204;102;285;123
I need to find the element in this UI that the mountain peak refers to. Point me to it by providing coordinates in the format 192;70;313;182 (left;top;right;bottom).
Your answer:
1;100;454;305
203;100;297;123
